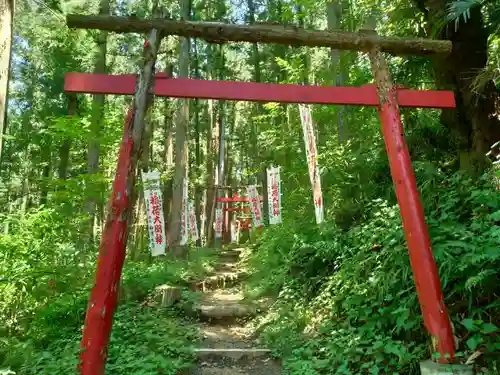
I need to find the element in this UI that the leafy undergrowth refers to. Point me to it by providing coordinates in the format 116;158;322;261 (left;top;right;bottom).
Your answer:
7;304;197;375
0;211;215;374
244;171;500;375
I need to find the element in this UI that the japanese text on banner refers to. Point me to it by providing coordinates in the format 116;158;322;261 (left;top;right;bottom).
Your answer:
266;166;282;225
246;185;263;228
299;104;324;224
141;170;166;256
188;200;199;242
214;208;223;239
180;178;189;245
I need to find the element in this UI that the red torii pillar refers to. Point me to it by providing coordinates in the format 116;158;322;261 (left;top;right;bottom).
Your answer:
65;72;457;373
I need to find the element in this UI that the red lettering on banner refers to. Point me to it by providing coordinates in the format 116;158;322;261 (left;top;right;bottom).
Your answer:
149;191;164;240
271;178;280;216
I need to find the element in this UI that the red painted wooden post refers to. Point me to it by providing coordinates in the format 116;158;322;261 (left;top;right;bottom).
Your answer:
79;107;135;373
369;49;455;362
79;25;163;374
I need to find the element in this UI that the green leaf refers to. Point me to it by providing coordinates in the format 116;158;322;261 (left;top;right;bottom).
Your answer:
461;318;475;331
466;335;483;350
480;323;498;334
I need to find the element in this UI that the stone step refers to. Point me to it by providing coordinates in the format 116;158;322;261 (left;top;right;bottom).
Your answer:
192;290;272;322
196;303;258;320
214;262;238;272
190;272;243;292
217;250;242;263
188;357;282;375
194;348;271;360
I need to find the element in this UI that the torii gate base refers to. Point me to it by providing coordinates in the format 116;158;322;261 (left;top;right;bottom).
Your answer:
66;72;457;373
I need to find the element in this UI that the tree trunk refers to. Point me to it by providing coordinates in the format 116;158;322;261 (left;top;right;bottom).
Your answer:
214;99;226;247
193;39;202;247
204;95;216;245
0;0;13;164
58;94;78;180
85;0;109;238
418;0;500;172
327;1;346;143
39;139;52;206
162;98;174;227
205;95;219;246
168;0;191;252
247;0;261;172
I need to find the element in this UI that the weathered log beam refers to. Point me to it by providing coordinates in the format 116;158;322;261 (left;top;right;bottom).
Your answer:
66;15;452;56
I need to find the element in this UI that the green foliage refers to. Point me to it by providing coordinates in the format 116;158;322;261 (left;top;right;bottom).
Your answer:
0;207;214;374
5;305;196;375
246;170;500;374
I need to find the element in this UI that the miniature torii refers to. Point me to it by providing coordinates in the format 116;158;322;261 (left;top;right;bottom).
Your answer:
64;13;459;375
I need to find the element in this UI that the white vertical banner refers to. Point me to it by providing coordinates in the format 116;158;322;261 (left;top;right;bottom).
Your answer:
266;166;282;225
188;200;199;242
247;185;264;228
214;207;223;239
200;190;207;244
180;178;189;245
142;170;166;256
299;104;324;224
230;220;240;243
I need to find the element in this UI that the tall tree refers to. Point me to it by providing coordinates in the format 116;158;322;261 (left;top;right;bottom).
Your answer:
327;1;346;142
0;0;14;163
414;0;500;171
169;0;191;251
86;0;110;238
58;94;78;180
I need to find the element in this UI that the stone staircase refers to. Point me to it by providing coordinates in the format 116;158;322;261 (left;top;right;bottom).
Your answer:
186;248;281;375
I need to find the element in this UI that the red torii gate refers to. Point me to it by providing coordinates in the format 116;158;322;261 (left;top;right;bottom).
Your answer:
64;14;458;375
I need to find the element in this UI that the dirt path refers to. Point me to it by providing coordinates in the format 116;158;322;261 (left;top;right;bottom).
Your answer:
188;249;282;375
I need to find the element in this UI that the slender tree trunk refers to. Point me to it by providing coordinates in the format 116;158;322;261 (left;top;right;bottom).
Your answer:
193;39;202;247
129;113;154;259
214;99;225;247
210;45;227;247
162;99;174;226
58;94;78;180
39;140;52;206
247;0;260;171
327;1;346;143
85;0;109;239
169;0;191;252
204;96;216;244
205;95;219;246
0;0;13;164
225;108;235;238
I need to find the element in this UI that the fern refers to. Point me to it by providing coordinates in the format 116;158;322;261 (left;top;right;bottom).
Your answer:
446;0;484;30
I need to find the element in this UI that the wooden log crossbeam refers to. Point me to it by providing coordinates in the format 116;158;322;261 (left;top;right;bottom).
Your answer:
66;15;452;57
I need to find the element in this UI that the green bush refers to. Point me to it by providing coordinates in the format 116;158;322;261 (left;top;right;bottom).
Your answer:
0;208;212;374
246;171;500;374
